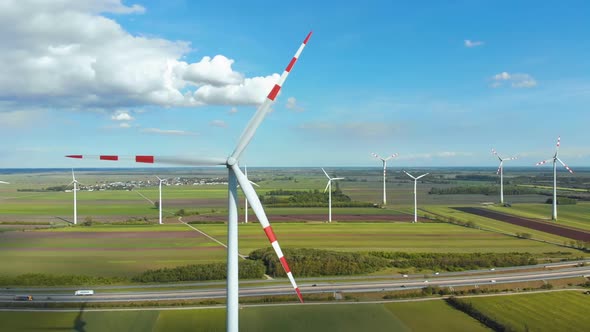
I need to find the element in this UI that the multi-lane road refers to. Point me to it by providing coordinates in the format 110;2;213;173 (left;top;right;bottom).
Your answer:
1;261;588;304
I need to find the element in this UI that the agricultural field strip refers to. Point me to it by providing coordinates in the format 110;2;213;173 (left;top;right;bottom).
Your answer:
456;207;590;242
177;218;240;257
421;206;574;244
2;267;588;302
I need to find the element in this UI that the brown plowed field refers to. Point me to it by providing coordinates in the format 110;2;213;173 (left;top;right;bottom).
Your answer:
454;207;590;241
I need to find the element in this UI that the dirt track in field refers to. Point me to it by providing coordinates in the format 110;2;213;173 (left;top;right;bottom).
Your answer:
453;207;590;241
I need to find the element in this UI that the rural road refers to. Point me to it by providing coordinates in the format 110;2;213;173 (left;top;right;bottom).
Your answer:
1;264;588;303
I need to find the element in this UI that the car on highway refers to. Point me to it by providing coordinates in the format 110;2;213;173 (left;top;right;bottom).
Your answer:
491;280;496;283
402;274;408;278
13;295;33;301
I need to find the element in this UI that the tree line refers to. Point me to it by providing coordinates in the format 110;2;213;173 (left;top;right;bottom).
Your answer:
132;260;265;283
368;251;537;271
259;189;374;208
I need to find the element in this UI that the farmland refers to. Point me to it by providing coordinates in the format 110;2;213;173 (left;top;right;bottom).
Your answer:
1;222;578;278
1;167;589;280
458;291;590;331
0;300;490;332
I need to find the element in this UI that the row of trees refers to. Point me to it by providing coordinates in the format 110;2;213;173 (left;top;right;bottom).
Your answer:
0;273;126;286
259;189;373;208
368;252;537;271
132;260;265;283
249;248;390;277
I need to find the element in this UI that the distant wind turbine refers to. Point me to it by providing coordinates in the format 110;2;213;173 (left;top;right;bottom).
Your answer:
243;165;260;224
536;136;574;221
491;149;517;204
403;171;429;223
322;168;344;223
66;169;81;225
371;153;398;206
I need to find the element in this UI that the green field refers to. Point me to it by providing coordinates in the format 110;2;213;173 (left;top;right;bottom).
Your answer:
462;291;590;331
0;301;490;332
487;203;590;231
0;222;581;278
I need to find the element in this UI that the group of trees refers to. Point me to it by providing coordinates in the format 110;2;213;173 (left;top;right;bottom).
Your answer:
446;297;511;331
249;248;390;277
259;189;373;208
132;260;265;283
368;252;537;271
545;197;577;205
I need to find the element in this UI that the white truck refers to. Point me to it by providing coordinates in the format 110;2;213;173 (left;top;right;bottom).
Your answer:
74;290;94;296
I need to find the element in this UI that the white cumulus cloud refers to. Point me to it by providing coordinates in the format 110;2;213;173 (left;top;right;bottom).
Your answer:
0;0;280;113
111;111;134;121
464;39;484;48
490;72;537;88
141;128;198;136
285;96;304;112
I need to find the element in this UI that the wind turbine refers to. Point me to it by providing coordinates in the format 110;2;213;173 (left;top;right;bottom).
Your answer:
0;181;9;184
535;136;574;221
322;168;344;223
371;153;398;206
243;165;260;224
66;31;312;332
491;149;517;205
156;176;166;225
67;169;80;225
403;171;428;223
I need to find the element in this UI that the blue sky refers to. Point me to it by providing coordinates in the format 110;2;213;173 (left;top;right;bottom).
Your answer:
1;0;590;169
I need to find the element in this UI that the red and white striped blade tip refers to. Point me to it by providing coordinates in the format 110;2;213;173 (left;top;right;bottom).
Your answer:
66;155;224;166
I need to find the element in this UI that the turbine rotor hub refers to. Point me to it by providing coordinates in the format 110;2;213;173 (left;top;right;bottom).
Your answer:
226;157;237;166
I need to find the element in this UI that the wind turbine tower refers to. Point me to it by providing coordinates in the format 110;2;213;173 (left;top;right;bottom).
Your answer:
66;31;312;332
69;169;80;225
371;153;398;206
403;171;428;223
156;176;165;225
322;168;344;223
491;149;517;204
536;136;574;221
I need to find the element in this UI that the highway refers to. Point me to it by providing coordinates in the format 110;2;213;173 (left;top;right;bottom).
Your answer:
1;263;588;304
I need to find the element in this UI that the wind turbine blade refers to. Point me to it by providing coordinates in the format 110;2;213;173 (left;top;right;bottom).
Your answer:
384;153;398;161
230;32;312;161
491;148;498;156
556;136;561;151
371;152;382;160
156;176;162;181
0;181;9;184
556;158;574;174
321;168;330;179
324;181;331;193
403;170;415;179
232;164;303;303
416;173;429;180
505;157;518;161
496;161;502;175
66;155;225;166
332;177;345;181
249;180;260;187
535;159;551;166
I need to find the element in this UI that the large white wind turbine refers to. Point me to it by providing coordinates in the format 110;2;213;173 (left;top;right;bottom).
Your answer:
243;165;260;224
491;149;517;205
371;152;398;206
403;171;429;223
535;136;574;221
156;176;166;225
322;168;344;223
66;31;312;332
